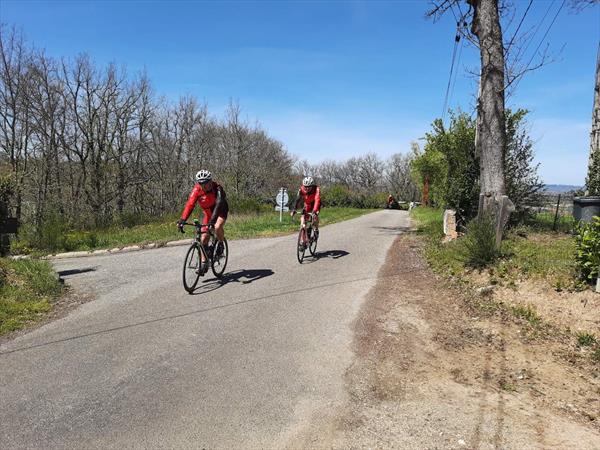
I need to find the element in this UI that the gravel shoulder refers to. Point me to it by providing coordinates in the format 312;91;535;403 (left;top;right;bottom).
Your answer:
290;234;600;449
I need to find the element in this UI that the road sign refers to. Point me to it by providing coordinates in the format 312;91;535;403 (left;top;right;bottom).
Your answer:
276;188;289;222
276;190;289;206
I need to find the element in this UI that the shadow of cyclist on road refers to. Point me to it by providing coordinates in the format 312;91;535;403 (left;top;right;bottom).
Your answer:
190;269;275;295
297;249;350;265
316;249;349;260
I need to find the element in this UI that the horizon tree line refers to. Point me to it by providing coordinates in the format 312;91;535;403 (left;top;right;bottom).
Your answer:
0;26;419;232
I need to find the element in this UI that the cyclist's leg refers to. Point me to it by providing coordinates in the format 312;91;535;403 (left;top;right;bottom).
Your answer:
214;215;226;242
200;211;211;263
215;203;228;242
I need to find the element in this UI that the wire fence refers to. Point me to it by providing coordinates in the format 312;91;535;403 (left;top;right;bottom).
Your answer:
525;193;576;232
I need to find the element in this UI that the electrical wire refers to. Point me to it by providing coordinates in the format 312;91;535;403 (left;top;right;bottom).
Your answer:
505;0;534;56
442;23;461;123
448;35;464;115
512;0;566;92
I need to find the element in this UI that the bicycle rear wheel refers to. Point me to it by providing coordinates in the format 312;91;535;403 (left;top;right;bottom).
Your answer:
297;228;306;263
183;243;204;293
211;238;229;278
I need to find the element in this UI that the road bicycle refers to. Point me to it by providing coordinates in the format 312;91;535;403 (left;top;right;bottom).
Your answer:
181;220;229;293
296;212;318;263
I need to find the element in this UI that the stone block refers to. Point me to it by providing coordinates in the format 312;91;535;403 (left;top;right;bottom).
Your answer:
443;209;458;240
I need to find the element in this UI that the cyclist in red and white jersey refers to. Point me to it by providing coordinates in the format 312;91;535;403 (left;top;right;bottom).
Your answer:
290;176;321;236
177;170;228;259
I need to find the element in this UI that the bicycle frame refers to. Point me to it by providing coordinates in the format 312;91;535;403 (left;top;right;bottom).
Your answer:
181;219;229;291
295;212;318;263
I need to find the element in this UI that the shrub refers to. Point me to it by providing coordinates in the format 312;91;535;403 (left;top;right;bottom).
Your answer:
321;185;354;207
117;211;149;229
228;196;270;214
34;213;70;252
461;215;500;268
575;215;600;282
586;148;600;196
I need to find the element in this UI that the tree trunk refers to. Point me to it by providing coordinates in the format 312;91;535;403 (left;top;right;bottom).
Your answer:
586;43;600;196
468;0;507;214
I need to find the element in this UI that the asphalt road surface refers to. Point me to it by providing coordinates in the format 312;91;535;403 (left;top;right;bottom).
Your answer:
0;210;410;449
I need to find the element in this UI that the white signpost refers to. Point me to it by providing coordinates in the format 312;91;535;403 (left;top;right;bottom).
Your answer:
275;188;289;222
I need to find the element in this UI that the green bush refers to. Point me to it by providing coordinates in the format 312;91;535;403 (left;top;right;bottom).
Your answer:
461;215;500;268
228;196;270;214
117;211;149;229
30;213;70;253
321;185;354;207
575;215;600;282
63;231;98;251
320;185;386;209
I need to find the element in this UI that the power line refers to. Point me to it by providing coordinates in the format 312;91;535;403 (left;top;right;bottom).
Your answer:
525;0;566;69
442;23;461;123
521;0;556;59
449;35;464;114
505;0;534;56
512;0;566;92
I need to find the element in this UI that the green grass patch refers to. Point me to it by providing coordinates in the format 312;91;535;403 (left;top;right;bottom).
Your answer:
509;304;542;326
410;207;578;289
0;258;63;335
576;331;598;347
13;207;376;255
525;212;575;234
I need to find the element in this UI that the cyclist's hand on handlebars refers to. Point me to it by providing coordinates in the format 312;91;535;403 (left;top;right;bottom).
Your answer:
176;219;185;233
208;222;216;232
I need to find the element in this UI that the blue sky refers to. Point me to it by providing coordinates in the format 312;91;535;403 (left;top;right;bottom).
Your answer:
1;0;599;185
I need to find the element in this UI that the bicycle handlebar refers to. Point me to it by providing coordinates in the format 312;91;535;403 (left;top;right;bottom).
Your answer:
179;221;215;234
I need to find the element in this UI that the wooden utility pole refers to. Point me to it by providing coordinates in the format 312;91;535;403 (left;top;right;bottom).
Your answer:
586;43;600;196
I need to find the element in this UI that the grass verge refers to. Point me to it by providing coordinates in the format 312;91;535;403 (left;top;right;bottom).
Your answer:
410;207;600;363
13;207;376;255
0;258;63;336
410;207;578;288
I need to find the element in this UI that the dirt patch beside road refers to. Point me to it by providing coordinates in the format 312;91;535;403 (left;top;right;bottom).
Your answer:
291;235;600;449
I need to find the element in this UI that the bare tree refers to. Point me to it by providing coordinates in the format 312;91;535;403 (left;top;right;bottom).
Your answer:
0;26;32;221
385;153;420;201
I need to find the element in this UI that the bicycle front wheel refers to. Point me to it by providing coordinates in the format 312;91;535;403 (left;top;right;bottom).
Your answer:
297;228;306;263
211;239;228;278
308;227;318;256
183;243;203;293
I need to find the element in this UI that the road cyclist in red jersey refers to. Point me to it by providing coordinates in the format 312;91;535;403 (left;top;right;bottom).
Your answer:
290;176;321;239
177;170;229;272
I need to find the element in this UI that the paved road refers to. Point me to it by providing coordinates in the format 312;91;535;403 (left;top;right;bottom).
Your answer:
0;210;410;449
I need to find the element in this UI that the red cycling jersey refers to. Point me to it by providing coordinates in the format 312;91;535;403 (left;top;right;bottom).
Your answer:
297;185;321;213
180;182;228;225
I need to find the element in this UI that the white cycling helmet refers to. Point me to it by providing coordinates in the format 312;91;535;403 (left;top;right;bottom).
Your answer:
302;176;315;187
195;169;212;183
